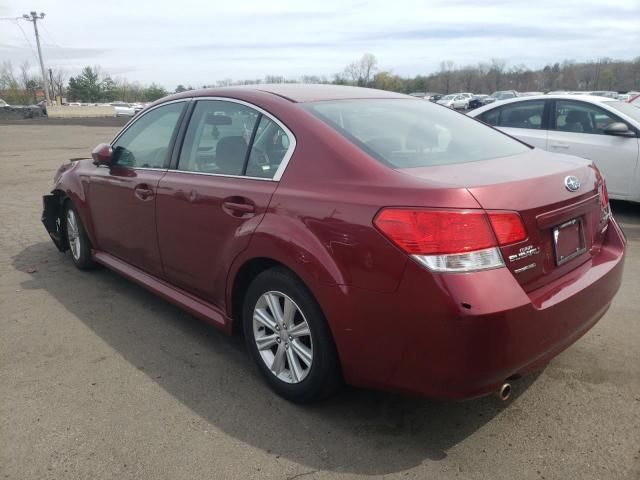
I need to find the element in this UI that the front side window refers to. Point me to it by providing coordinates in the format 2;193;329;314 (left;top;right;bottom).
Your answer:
497;100;545;129
305;99;529;169
554;100;622;134
178;100;259;175
112;102;185;168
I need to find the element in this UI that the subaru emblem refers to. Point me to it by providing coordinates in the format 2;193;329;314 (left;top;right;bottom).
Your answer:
564;176;580;192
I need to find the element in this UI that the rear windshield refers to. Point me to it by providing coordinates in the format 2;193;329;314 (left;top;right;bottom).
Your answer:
304;99;529;168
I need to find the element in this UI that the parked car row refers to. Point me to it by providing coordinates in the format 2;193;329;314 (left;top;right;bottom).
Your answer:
63;101;150;117
429;90;640;110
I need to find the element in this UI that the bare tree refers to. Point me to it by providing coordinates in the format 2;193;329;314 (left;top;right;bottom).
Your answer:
344;53;379;86
49;68;67;100
439;60;455;93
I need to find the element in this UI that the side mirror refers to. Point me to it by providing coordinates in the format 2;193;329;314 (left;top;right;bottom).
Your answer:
604;122;635;137
92;143;113;166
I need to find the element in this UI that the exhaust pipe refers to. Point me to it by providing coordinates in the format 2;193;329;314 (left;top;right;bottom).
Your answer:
495;382;512;401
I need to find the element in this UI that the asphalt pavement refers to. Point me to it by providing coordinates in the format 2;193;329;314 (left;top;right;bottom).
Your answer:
1;123;638;480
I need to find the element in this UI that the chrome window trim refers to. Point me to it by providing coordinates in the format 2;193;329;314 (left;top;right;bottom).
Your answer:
178;96;297;182
163;169;273;182
132;167;168;172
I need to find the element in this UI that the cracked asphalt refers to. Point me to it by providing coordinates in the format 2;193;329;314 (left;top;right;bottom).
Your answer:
1;123;639;479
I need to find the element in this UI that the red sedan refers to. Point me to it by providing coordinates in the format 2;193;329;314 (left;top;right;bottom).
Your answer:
42;85;626;403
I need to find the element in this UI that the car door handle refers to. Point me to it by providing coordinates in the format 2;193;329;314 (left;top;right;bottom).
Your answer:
134;183;154;201
222;197;255;217
550;142;569;149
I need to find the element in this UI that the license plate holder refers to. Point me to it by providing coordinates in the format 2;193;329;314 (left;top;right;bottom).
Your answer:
553;218;586;266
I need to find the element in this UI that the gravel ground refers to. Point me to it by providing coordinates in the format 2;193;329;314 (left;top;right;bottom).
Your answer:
1;124;639;480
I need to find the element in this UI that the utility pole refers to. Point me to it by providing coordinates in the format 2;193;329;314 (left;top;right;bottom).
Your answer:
49;67;55;100
22;11;51;106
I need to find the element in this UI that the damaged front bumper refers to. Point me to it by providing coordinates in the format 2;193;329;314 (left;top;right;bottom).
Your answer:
42;194;67;252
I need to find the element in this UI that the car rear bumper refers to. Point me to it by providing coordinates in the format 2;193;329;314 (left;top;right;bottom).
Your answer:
316;216;626;399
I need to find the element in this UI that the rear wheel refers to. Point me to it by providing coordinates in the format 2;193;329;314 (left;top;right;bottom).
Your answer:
243;268;340;403
65;203;96;270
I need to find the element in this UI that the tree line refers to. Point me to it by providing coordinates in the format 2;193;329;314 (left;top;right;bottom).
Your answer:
0;63;169;104
226;55;640;95
2;55;639;105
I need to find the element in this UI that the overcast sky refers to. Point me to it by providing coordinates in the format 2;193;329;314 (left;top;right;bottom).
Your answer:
1;0;639;89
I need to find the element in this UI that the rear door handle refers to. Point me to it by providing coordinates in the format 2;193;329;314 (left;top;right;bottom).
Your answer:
550;142;569;149
134;183;154;201
222;197;255;217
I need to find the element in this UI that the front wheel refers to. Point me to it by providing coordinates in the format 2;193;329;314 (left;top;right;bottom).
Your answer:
65;203;96;270
243;268;340;403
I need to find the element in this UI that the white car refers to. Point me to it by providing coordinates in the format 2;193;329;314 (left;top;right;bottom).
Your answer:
469;94;640;202
0;98;8;107
111;102;135;117
437;94;469;110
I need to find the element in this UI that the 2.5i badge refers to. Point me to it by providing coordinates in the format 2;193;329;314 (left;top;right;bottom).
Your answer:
508;245;541;263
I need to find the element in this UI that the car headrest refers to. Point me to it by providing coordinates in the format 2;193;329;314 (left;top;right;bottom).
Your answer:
216;136;247;175
366;137;402;158
406;125;439;150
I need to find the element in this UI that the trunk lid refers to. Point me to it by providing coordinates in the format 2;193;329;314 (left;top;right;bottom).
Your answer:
398;149;608;291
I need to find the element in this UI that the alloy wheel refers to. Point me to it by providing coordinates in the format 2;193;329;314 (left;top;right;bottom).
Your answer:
252;291;313;384
66;209;81;261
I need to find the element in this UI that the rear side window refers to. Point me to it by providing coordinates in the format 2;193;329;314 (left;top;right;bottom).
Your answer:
178;100;259;175
479;100;545;130
498;100;545;129
305;99;529;168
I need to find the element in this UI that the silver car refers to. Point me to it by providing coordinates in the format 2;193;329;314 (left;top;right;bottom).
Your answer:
469;94;640;203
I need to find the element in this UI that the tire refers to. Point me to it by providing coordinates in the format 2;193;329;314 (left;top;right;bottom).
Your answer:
242;268;340;403
64;202;97;270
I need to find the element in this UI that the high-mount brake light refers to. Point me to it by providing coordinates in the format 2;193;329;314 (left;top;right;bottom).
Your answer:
374;208;527;273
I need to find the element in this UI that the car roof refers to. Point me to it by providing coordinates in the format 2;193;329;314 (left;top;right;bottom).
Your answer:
184;84;409;103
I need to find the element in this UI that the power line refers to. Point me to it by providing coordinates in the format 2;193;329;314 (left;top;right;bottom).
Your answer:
9;19;41;65
40;21;75;70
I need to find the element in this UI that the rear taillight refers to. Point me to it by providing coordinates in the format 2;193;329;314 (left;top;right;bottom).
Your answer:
593;165;611;223
374;208;526;272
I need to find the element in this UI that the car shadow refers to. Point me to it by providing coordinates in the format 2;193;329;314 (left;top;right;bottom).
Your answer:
13;241;540;475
